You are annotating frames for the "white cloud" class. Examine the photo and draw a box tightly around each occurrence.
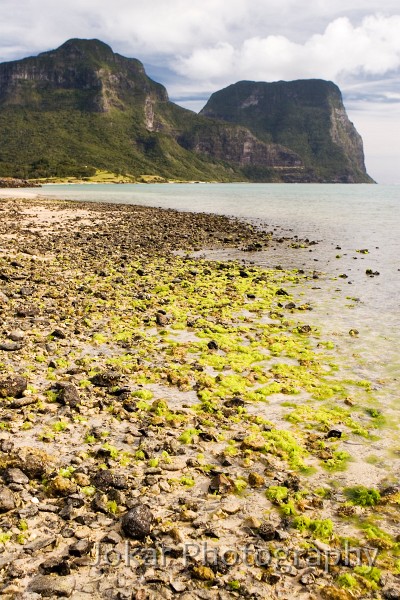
[174,15,400,86]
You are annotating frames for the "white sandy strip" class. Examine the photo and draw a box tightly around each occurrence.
[0,189,40,198]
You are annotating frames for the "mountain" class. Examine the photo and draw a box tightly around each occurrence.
[0,39,372,183]
[200,79,373,183]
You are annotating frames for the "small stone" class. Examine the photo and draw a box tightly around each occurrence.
[91,469,114,491]
[224,396,244,408]
[192,566,215,581]
[51,329,66,339]
[0,291,9,303]
[66,494,85,509]
[180,508,197,522]
[5,446,54,479]
[156,312,169,326]
[9,395,37,408]
[0,341,24,351]
[248,472,265,487]
[121,504,154,539]
[285,302,296,309]
[297,324,312,333]
[313,540,332,553]
[300,572,315,585]
[159,480,171,493]
[383,587,400,600]
[24,536,56,554]
[241,434,266,451]
[39,557,71,576]
[170,580,186,592]
[3,468,29,485]
[16,304,40,317]
[90,371,121,387]
[48,476,77,497]
[349,329,359,337]
[73,473,90,487]
[326,430,342,439]
[28,574,76,597]
[207,340,218,350]
[74,526,91,539]
[19,286,34,296]
[0,374,27,398]
[101,530,122,545]
[221,498,242,514]
[0,486,15,513]
[275,529,290,540]
[258,522,276,541]
[320,586,352,600]
[209,473,233,495]
[91,492,109,514]
[244,516,261,529]
[8,330,25,342]
[69,539,94,557]
[283,474,301,491]
[57,383,80,408]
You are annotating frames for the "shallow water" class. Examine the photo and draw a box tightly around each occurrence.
[35,183,399,431]
[36,183,399,306]
[36,183,399,323]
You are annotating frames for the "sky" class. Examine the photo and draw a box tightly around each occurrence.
[1,1,400,183]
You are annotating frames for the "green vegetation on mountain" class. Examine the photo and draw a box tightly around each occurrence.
[200,80,373,183]
[0,39,372,183]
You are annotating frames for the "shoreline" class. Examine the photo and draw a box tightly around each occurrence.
[0,196,398,599]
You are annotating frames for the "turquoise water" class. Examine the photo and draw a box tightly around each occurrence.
[37,182,399,311]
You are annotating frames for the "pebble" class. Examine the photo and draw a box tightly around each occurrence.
[48,476,77,497]
[192,565,215,581]
[57,383,80,408]
[28,574,76,597]
[0,374,27,398]
[4,467,29,485]
[0,341,24,351]
[383,588,400,600]
[248,472,265,487]
[0,486,15,513]
[208,473,233,494]
[258,522,276,541]
[120,504,154,539]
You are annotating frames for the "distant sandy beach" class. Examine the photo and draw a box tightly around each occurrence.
[0,188,41,199]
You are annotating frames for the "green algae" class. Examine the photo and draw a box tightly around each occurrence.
[286,404,371,437]
[7,240,393,590]
[292,516,334,540]
[263,430,308,470]
[345,486,381,506]
[266,485,289,503]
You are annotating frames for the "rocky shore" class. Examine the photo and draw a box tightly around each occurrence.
[0,196,398,600]
[0,178,41,189]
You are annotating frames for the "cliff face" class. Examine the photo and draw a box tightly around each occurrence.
[0,41,373,183]
[0,39,168,112]
[200,80,373,183]
[175,120,306,182]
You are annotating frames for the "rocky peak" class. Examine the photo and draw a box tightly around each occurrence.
[40,38,115,62]
[200,79,373,182]
[0,38,168,112]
